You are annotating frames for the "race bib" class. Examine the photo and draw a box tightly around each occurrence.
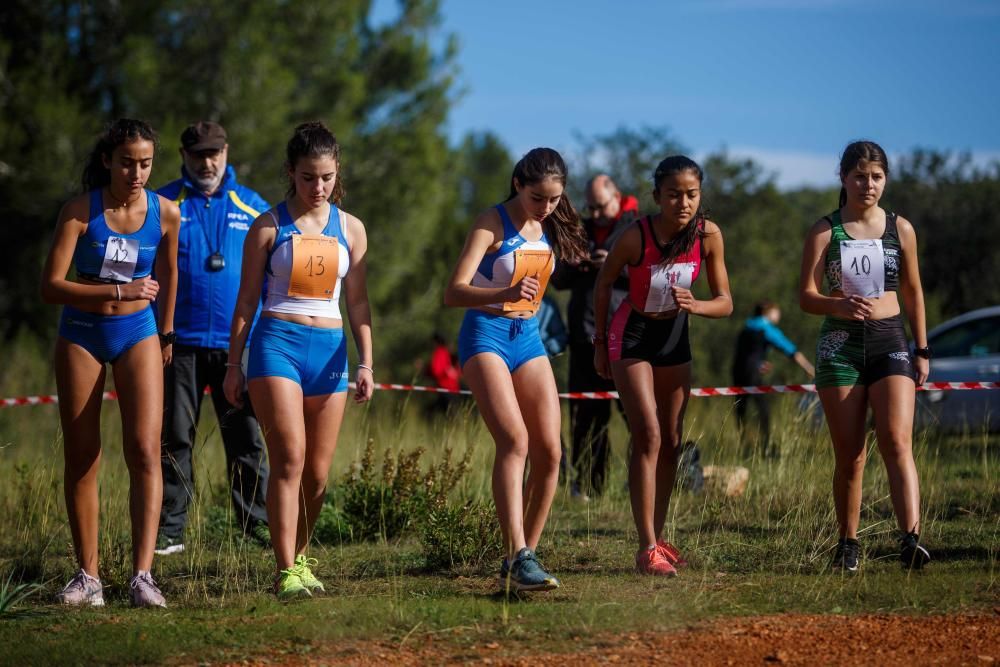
[840,240,885,298]
[503,249,553,312]
[644,261,696,312]
[99,236,139,283]
[288,234,339,299]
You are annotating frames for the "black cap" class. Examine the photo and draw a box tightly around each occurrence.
[181,121,227,152]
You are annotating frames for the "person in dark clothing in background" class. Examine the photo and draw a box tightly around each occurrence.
[552,174,638,500]
[732,300,815,455]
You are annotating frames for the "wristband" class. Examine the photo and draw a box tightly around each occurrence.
[357,363,374,374]
[591,334,607,345]
[225,362,242,368]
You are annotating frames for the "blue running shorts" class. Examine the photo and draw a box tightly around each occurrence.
[58,305,158,364]
[458,309,546,372]
[247,316,349,396]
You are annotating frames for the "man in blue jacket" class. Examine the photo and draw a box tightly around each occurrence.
[155,122,270,554]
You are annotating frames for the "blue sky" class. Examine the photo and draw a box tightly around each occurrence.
[376,0,1000,188]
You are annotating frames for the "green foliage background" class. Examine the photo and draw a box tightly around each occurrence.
[1,0,998,386]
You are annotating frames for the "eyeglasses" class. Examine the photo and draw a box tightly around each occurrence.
[587,199,613,213]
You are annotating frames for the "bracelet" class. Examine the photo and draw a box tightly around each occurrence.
[225,362,242,368]
[115,285,121,301]
[357,363,374,374]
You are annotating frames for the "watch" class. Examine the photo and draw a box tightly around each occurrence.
[591,334,607,345]
[913,346,932,360]
[159,331,177,345]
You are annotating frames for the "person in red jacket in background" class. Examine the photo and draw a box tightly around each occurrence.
[426,332,461,413]
[552,174,639,501]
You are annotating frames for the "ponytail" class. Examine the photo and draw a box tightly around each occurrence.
[505,147,587,263]
[81,119,158,192]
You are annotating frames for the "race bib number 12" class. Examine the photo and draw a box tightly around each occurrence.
[99,236,139,283]
[288,234,339,299]
[840,240,884,298]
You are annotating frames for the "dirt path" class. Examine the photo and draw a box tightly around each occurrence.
[242,612,1000,665]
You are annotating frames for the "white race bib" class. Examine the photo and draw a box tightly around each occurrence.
[840,239,885,298]
[644,261,695,312]
[99,236,139,283]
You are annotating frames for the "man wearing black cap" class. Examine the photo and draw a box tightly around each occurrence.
[155,121,271,554]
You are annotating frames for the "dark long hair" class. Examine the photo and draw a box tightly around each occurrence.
[651,155,707,265]
[285,121,345,205]
[504,147,587,262]
[838,140,890,207]
[81,119,158,192]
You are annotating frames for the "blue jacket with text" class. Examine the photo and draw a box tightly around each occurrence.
[157,166,269,349]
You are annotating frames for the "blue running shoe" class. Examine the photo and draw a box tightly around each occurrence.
[500,548,560,592]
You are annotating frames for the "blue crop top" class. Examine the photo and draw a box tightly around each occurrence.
[471,204,553,310]
[73,189,162,284]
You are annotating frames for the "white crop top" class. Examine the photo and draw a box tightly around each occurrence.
[263,202,351,319]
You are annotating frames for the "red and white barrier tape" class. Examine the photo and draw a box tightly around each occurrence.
[2,381,998,408]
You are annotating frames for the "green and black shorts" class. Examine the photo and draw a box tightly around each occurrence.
[814,315,915,388]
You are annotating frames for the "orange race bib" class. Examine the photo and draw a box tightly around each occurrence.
[288,234,339,299]
[503,249,553,313]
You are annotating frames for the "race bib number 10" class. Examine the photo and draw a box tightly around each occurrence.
[644,261,695,313]
[840,239,884,298]
[504,249,553,312]
[99,236,139,283]
[288,234,339,299]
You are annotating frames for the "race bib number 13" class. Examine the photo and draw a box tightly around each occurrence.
[840,239,884,298]
[288,234,339,299]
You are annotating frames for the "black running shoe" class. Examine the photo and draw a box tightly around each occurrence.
[900,532,930,570]
[832,537,860,572]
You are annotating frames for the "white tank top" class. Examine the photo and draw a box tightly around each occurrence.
[471,204,553,310]
[263,202,350,319]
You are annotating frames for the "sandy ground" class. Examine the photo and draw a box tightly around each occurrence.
[239,611,1000,666]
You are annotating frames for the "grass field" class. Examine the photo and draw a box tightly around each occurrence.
[0,342,997,664]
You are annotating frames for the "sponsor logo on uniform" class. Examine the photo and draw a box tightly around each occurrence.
[329,371,349,380]
[507,238,519,246]
[227,212,251,222]
[228,221,250,231]
[181,216,191,223]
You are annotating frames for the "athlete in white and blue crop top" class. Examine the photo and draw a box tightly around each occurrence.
[40,119,180,607]
[444,147,588,594]
[222,122,374,598]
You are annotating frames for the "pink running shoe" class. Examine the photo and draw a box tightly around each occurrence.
[656,539,688,568]
[635,546,677,577]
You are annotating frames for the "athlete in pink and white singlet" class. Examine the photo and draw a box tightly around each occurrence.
[593,156,732,578]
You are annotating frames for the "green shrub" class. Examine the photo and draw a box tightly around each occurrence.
[329,439,474,543]
[420,500,500,571]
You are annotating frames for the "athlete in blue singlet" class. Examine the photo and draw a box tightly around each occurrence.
[223,122,374,600]
[40,119,180,608]
[445,148,588,593]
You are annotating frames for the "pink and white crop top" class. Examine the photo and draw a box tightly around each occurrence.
[471,203,554,311]
[627,216,703,314]
[263,202,350,319]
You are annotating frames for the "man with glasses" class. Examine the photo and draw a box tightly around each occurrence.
[154,122,271,554]
[553,174,639,500]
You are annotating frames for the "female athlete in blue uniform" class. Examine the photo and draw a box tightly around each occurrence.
[445,148,587,592]
[40,118,180,607]
[224,122,374,599]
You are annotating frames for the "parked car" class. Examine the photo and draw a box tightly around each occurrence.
[916,306,1000,433]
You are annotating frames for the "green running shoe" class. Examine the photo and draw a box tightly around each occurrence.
[292,554,325,593]
[274,568,311,601]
